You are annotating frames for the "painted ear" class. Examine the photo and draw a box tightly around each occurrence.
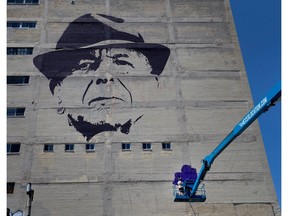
[53,85,63,105]
[53,85,66,115]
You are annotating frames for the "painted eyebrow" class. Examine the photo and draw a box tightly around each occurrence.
[106,53,134,68]
[107,53,129,58]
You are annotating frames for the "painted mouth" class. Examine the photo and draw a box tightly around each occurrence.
[88,96,125,106]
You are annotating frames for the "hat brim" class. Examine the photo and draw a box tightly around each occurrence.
[33,43,170,79]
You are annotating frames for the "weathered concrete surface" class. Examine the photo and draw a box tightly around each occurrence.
[7,0,280,215]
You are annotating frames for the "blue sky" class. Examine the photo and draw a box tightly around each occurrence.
[230,0,281,206]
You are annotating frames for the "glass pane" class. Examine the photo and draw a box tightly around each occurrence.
[65,144,74,151]
[7,108,16,116]
[7,144,11,153]
[7,182,15,194]
[86,144,94,150]
[21,22,36,28]
[7,76,30,84]
[11,22,20,28]
[44,144,53,152]
[122,143,130,150]
[7,48,16,55]
[11,144,20,152]
[16,108,25,116]
[26,48,33,54]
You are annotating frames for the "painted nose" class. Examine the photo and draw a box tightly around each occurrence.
[96,78,114,85]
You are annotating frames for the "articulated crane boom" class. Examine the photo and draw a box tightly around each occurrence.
[174,81,281,202]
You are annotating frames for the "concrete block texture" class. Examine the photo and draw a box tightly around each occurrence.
[7,0,280,215]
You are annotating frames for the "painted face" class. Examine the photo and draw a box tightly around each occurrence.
[56,48,153,141]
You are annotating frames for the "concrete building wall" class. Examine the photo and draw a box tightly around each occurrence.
[7,0,280,215]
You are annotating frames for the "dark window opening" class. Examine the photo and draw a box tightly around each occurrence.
[7,76,30,84]
[7,108,25,117]
[86,144,95,151]
[44,144,53,152]
[7,143,21,154]
[7,21,36,28]
[7,0,39,4]
[7,182,15,194]
[122,143,131,151]
[7,47,33,55]
[142,143,152,151]
[65,144,74,152]
[162,142,171,150]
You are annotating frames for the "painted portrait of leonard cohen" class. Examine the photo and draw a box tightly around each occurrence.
[33,14,170,141]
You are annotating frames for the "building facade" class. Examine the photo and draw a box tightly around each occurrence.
[7,0,280,215]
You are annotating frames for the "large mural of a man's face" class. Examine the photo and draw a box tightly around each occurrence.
[33,14,170,141]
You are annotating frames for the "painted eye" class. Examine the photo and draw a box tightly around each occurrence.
[78,63,90,70]
[113,59,134,68]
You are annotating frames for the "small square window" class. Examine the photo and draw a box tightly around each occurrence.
[65,144,74,152]
[142,143,152,151]
[7,143,21,154]
[86,144,95,152]
[122,143,131,151]
[7,182,15,194]
[44,144,53,152]
[162,142,171,151]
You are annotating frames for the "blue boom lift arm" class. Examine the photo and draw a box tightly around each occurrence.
[174,81,281,202]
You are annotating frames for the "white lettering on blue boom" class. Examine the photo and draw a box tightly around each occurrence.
[239,97,268,127]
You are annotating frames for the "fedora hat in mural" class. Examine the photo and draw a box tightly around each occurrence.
[33,13,170,93]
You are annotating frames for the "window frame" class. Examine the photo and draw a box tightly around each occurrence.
[86,144,95,152]
[43,144,54,152]
[7,21,36,29]
[122,143,131,151]
[7,107,25,118]
[7,76,30,85]
[7,47,33,55]
[7,0,39,4]
[7,143,21,155]
[7,182,15,194]
[65,144,74,152]
[162,142,172,151]
[142,143,152,151]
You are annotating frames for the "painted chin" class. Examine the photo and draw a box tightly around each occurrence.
[67,112,106,125]
[67,113,133,141]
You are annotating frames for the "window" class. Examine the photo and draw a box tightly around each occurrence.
[7,0,39,4]
[7,143,21,154]
[162,142,171,151]
[43,144,53,152]
[86,144,95,152]
[122,143,131,151]
[65,144,74,152]
[7,47,33,55]
[7,182,15,194]
[142,143,152,151]
[7,21,36,28]
[7,107,25,117]
[7,76,30,84]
